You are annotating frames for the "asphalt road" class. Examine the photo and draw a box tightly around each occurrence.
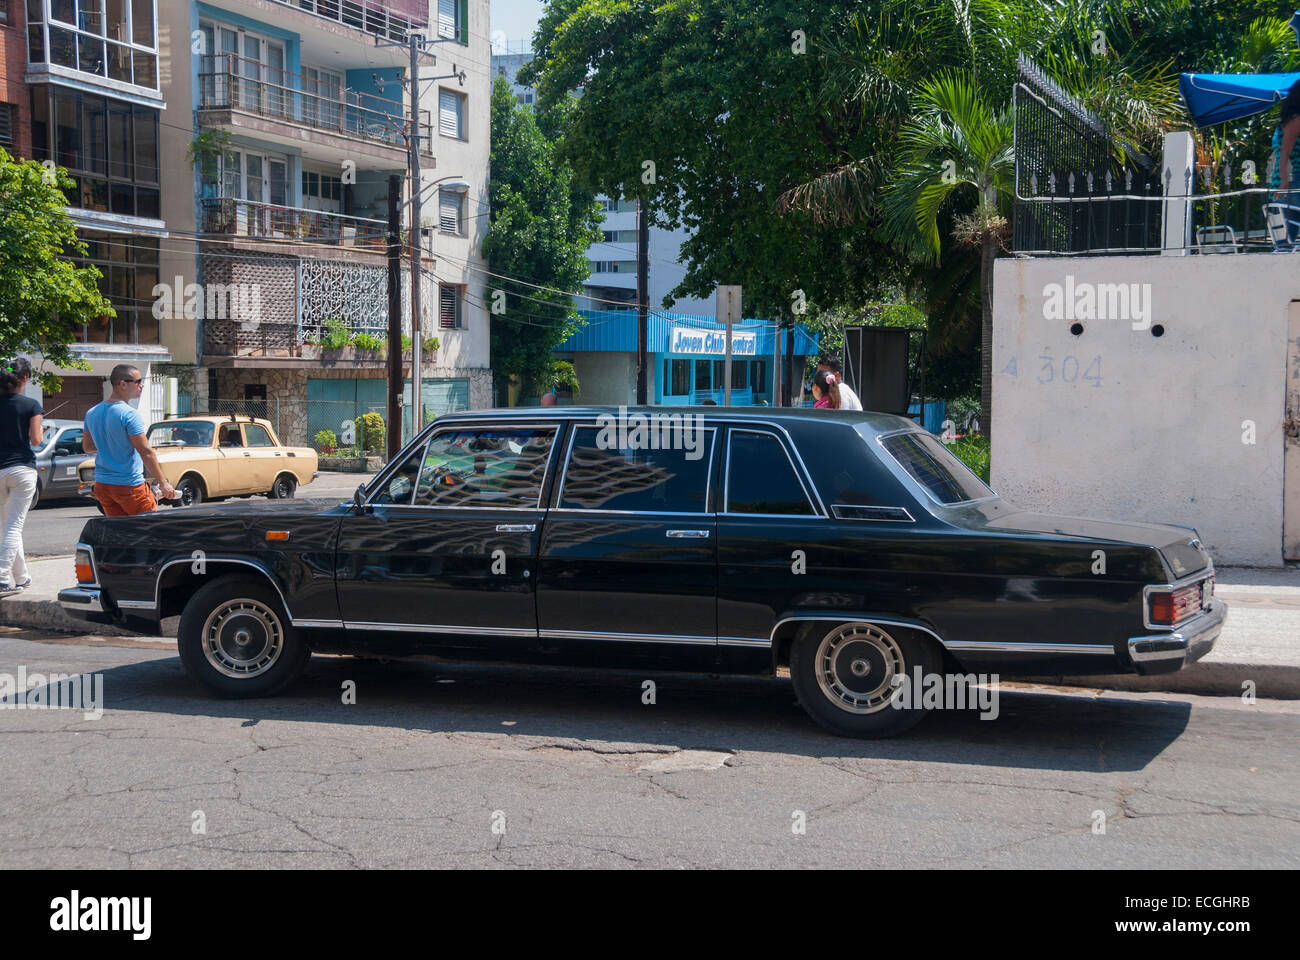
[24,472,375,557]
[1,628,1295,869]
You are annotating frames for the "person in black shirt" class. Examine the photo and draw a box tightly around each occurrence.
[0,358,44,596]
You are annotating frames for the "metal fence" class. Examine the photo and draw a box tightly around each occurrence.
[1013,54,1163,255]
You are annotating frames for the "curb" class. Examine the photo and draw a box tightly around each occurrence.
[2,597,1295,699]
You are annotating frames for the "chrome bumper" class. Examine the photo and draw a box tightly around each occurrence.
[58,586,105,616]
[1127,598,1227,674]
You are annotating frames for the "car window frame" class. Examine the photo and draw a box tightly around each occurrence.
[241,423,276,448]
[720,426,820,519]
[552,420,718,516]
[366,422,561,512]
[147,420,216,448]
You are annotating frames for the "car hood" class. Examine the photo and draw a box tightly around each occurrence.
[978,508,1210,579]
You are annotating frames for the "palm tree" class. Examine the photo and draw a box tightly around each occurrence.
[880,73,1014,441]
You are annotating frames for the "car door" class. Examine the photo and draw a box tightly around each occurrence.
[535,419,719,666]
[715,425,826,663]
[215,422,254,494]
[47,428,87,499]
[334,422,560,652]
[240,422,282,492]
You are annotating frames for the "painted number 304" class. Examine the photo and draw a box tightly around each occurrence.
[1002,354,1102,387]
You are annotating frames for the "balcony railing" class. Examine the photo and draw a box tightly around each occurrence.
[199,53,428,149]
[201,197,387,248]
[270,0,428,39]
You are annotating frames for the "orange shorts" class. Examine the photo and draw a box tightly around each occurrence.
[94,482,158,516]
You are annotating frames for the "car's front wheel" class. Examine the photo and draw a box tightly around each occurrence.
[268,473,297,499]
[177,575,309,698]
[789,621,942,738]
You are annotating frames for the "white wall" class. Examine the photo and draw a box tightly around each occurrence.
[992,254,1298,567]
[572,352,639,405]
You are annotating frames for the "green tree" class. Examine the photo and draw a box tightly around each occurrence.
[483,76,602,401]
[0,149,113,391]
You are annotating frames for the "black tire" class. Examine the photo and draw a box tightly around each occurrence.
[175,475,204,507]
[789,621,943,738]
[29,484,40,510]
[93,498,105,515]
[269,474,298,499]
[176,575,309,698]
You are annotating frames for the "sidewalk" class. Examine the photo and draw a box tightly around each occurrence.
[3,558,1297,697]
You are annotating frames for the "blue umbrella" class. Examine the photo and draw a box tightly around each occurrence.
[1179,71,1300,127]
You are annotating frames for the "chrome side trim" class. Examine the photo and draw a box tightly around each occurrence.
[769,615,946,648]
[718,637,771,648]
[666,529,710,539]
[343,622,535,637]
[830,504,915,523]
[943,641,1115,655]
[115,600,156,610]
[294,618,347,629]
[539,629,715,646]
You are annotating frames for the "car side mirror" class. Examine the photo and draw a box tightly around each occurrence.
[352,483,372,514]
[55,448,70,456]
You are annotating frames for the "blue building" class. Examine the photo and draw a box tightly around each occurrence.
[554,311,820,405]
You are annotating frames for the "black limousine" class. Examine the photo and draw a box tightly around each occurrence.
[60,407,1225,737]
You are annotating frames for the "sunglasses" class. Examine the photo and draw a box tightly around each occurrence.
[121,378,146,384]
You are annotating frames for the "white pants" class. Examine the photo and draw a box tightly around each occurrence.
[0,465,37,586]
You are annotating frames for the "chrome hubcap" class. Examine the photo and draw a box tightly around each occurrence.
[202,598,283,679]
[815,623,905,715]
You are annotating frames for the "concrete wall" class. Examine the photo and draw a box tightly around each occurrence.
[571,352,639,405]
[992,254,1298,567]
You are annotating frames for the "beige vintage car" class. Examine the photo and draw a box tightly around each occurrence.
[79,415,319,507]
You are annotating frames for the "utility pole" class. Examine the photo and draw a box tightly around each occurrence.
[783,320,794,406]
[773,313,783,406]
[636,195,648,405]
[408,32,425,438]
[386,174,404,459]
[716,285,741,406]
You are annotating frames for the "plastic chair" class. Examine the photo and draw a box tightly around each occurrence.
[1263,203,1300,251]
[1195,224,1238,254]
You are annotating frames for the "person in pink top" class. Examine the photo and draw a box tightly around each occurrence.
[812,369,841,409]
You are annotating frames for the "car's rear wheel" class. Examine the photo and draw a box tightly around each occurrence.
[177,575,309,698]
[175,475,204,507]
[268,474,297,499]
[789,620,942,738]
[29,484,40,510]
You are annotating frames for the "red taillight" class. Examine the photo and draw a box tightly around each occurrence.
[1148,583,1202,626]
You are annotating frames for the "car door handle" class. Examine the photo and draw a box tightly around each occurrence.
[242,452,251,457]
[666,529,710,539]
[495,523,536,532]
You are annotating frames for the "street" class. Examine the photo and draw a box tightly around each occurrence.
[1,627,1295,869]
[25,473,375,558]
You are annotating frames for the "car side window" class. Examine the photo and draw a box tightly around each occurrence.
[725,430,814,515]
[243,424,275,447]
[559,426,713,513]
[372,442,427,506]
[219,425,243,447]
[413,427,555,508]
[57,430,85,456]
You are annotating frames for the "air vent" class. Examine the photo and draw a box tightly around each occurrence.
[831,504,914,522]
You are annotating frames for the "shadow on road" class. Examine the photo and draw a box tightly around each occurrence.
[9,636,1198,773]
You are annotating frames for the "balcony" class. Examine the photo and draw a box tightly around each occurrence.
[201,197,388,250]
[269,0,429,39]
[198,53,430,157]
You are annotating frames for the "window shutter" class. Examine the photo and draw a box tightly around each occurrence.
[439,191,460,233]
[438,89,461,138]
[0,104,13,149]
[437,0,456,40]
[439,285,459,329]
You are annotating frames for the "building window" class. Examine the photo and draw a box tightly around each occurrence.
[436,0,460,42]
[73,232,160,344]
[30,86,160,219]
[0,104,14,150]
[667,359,690,396]
[590,260,635,273]
[750,359,767,393]
[28,0,159,90]
[439,188,465,235]
[601,229,636,243]
[439,284,463,329]
[0,1,9,25]
[438,88,465,139]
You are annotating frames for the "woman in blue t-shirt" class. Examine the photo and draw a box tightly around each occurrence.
[0,359,45,596]
[1272,79,1300,207]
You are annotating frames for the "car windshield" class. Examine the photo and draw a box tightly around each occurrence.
[879,431,995,505]
[33,425,59,449]
[147,421,214,448]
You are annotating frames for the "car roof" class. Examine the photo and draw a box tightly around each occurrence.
[435,406,920,440]
[151,416,273,428]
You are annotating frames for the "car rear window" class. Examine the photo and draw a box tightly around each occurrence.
[879,432,994,505]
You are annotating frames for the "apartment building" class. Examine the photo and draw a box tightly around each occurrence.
[171,0,493,445]
[12,0,176,420]
[5,1,491,445]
